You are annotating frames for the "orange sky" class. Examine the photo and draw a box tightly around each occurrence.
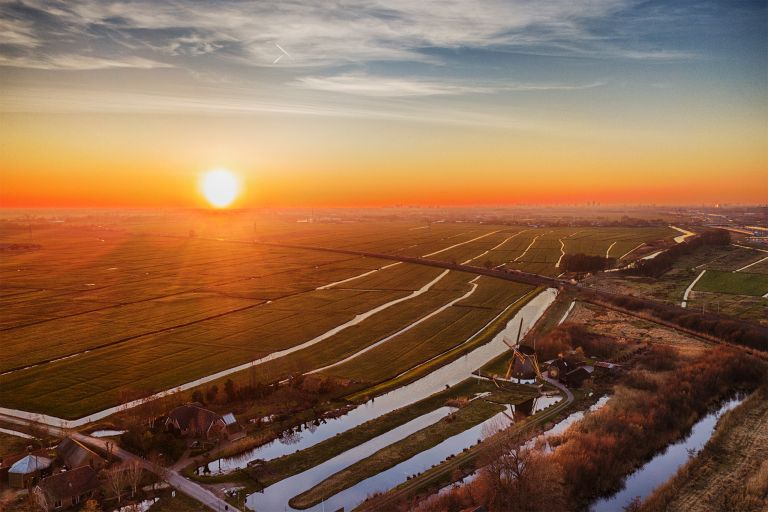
[2,106,765,208]
[1,1,766,208]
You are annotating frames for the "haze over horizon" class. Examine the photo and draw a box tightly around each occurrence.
[1,0,766,208]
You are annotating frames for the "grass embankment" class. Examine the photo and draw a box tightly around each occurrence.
[257,379,534,488]
[0,432,32,458]
[640,384,768,512]
[290,397,506,509]
[345,287,543,402]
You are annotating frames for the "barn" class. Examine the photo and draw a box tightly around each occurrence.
[56,437,107,471]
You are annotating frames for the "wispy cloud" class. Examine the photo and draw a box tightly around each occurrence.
[0,0,745,124]
[0,54,170,70]
[294,73,605,97]
[0,0,699,71]
[293,74,493,97]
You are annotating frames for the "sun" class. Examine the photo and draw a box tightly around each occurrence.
[200,169,240,208]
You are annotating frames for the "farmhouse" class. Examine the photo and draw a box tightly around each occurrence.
[166,403,238,440]
[56,437,106,471]
[32,466,100,511]
[8,454,53,488]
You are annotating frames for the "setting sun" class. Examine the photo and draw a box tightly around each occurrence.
[200,169,240,208]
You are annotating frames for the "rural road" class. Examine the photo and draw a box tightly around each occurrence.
[74,434,234,512]
[0,413,232,512]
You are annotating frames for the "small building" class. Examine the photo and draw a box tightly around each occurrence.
[32,466,100,511]
[166,404,228,441]
[8,454,53,488]
[594,361,622,374]
[56,437,107,471]
[564,366,594,388]
[547,358,571,380]
[222,413,245,440]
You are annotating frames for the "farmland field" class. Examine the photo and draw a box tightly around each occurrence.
[0,214,678,419]
[585,243,768,324]
[693,270,768,297]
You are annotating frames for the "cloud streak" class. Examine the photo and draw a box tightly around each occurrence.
[0,0,700,71]
[294,73,605,97]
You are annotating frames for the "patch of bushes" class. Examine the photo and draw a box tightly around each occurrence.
[627,229,730,278]
[562,253,615,273]
[606,294,768,351]
[536,323,618,361]
[550,345,766,507]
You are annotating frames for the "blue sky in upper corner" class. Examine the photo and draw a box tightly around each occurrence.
[0,0,765,117]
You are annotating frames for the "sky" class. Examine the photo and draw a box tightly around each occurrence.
[1,0,766,208]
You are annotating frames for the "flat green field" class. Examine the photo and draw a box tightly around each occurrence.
[423,226,675,276]
[0,215,676,419]
[694,270,768,297]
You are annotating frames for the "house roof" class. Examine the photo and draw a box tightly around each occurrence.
[36,466,99,501]
[167,404,224,435]
[566,366,594,377]
[57,437,105,469]
[222,413,237,426]
[9,455,52,474]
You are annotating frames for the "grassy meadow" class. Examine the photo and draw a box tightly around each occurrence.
[0,213,676,418]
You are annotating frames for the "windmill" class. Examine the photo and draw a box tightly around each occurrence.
[504,317,542,382]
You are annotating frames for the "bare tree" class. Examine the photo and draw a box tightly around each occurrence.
[148,452,170,490]
[102,465,128,505]
[125,461,143,498]
[478,421,566,512]
[30,487,49,512]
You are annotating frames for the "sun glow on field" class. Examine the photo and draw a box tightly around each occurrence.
[200,169,240,208]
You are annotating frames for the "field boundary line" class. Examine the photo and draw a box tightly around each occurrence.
[461,230,528,265]
[735,255,768,272]
[309,277,481,375]
[0,270,453,428]
[421,230,500,258]
[682,269,707,307]
[670,225,696,243]
[619,242,644,259]
[512,233,543,262]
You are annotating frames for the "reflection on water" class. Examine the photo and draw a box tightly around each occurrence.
[246,387,566,511]
[439,395,609,496]
[246,406,455,511]
[591,395,745,512]
[89,430,126,438]
[209,289,558,474]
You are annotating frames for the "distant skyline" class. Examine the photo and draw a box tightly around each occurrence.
[1,0,766,207]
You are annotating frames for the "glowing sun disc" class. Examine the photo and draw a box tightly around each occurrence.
[201,169,239,208]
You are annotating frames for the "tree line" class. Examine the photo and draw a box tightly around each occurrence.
[626,229,730,278]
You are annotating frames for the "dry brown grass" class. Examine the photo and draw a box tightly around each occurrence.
[640,385,768,512]
[567,302,711,357]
